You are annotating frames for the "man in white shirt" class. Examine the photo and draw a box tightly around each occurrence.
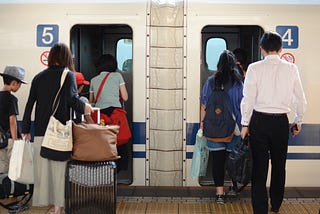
[240,32,307,214]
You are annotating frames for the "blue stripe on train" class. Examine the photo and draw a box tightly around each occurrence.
[186,152,320,160]
[133,151,146,158]
[186,123,320,160]
[19,121,319,160]
[186,123,320,146]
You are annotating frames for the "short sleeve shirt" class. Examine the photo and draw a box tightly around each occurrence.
[90,71,125,109]
[0,91,19,131]
[200,75,214,106]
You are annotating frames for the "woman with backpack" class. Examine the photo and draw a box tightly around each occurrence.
[200,50,243,204]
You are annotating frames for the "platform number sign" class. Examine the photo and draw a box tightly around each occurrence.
[37,24,59,47]
[276,26,298,49]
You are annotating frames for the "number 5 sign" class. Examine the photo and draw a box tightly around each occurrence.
[276,26,298,49]
[37,24,59,47]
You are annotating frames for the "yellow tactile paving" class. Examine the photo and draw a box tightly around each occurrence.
[302,203,320,214]
[146,202,179,214]
[278,203,309,214]
[241,203,253,213]
[212,203,245,214]
[116,202,147,214]
[178,203,212,213]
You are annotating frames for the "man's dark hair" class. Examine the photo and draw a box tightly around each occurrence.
[233,48,249,71]
[260,32,282,52]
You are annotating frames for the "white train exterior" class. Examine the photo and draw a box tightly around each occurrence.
[0,0,319,187]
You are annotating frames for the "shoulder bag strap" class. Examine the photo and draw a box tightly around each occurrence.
[51,68,69,116]
[95,72,111,103]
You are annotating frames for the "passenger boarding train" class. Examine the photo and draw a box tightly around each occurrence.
[1,0,320,187]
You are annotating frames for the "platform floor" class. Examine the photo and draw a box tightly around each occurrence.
[0,186,319,214]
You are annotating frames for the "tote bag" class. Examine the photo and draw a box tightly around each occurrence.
[40,116,73,161]
[190,129,209,180]
[8,139,34,184]
[40,69,73,161]
[72,122,120,161]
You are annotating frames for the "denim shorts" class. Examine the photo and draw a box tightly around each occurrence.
[206,135,241,152]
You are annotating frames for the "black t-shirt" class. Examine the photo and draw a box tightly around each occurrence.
[0,91,19,132]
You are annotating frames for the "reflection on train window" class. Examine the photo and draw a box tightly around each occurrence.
[117,39,132,72]
[205,38,226,71]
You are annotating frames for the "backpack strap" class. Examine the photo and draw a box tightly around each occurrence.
[95,72,111,103]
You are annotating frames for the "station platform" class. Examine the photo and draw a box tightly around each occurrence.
[0,186,319,213]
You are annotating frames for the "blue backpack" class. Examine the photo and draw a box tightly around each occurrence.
[203,78,235,142]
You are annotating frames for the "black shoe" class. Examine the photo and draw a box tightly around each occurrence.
[271,207,279,213]
[215,194,225,204]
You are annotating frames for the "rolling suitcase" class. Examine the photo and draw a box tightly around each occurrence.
[65,160,117,214]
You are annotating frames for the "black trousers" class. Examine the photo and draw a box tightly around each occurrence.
[249,111,289,214]
[212,150,226,187]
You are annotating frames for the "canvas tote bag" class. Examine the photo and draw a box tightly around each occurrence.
[8,139,34,184]
[40,69,73,161]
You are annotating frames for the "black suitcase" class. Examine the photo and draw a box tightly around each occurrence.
[65,160,117,214]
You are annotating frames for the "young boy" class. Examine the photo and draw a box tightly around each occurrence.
[0,65,27,174]
[75,71,94,123]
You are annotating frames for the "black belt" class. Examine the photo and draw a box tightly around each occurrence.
[253,110,286,117]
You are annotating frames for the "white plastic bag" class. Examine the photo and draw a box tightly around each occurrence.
[190,129,209,180]
[8,139,34,184]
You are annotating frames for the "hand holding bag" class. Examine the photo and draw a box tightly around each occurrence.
[190,129,209,180]
[8,139,34,184]
[72,122,120,161]
[226,135,252,192]
[40,69,73,161]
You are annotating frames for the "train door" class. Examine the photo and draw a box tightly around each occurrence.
[199,25,263,186]
[70,24,133,184]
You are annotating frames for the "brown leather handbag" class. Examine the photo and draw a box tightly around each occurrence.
[72,122,120,161]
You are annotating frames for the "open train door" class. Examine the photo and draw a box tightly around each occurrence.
[70,25,133,184]
[199,25,263,186]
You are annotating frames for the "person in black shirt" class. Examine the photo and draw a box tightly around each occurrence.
[0,65,27,174]
[22,43,93,214]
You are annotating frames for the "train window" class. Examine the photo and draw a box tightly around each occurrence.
[117,39,132,72]
[205,38,226,71]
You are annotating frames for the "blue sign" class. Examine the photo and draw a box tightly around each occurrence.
[276,26,298,49]
[37,25,59,47]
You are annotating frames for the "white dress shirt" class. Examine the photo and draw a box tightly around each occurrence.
[240,54,307,126]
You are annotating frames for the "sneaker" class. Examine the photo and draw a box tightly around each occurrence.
[215,194,225,204]
[226,185,239,197]
[8,203,29,213]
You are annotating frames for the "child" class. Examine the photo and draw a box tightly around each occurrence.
[75,71,94,124]
[0,65,27,174]
[75,71,90,95]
